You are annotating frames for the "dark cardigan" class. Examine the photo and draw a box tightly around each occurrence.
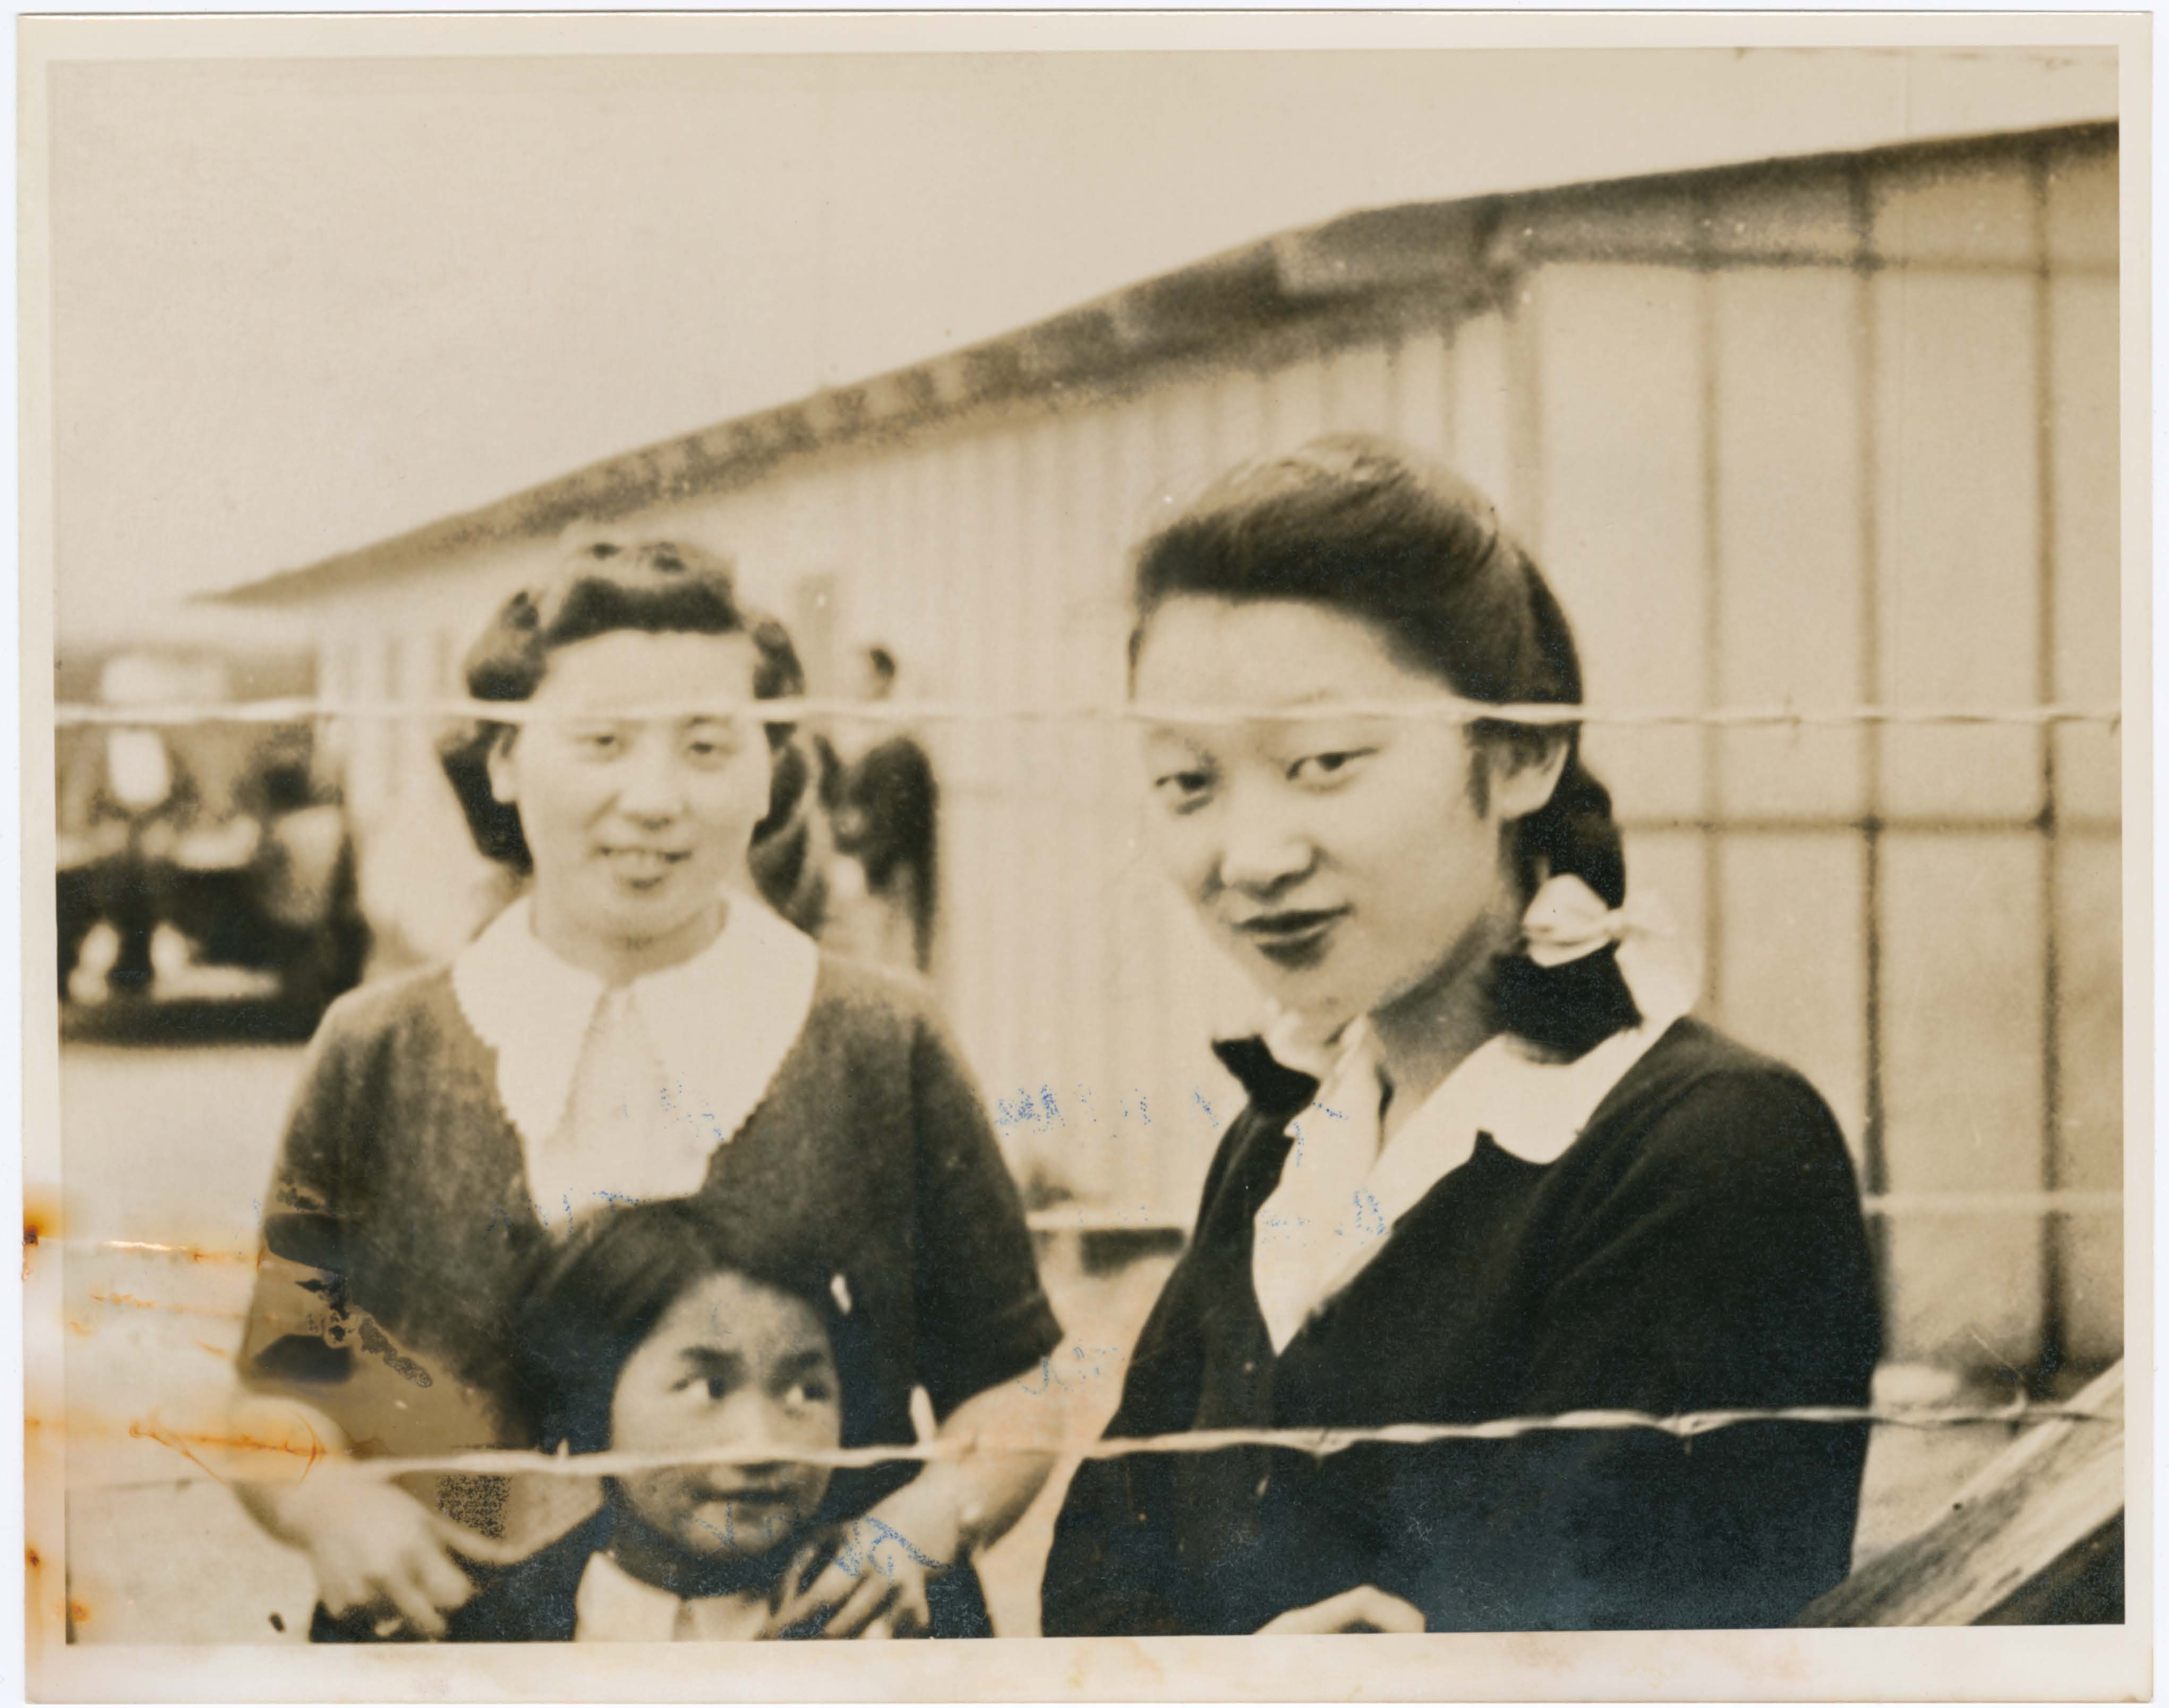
[240,953,1063,1544]
[1042,1018,1882,1636]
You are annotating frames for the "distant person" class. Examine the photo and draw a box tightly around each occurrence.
[84,726,200,994]
[828,647,939,974]
[230,537,1062,1643]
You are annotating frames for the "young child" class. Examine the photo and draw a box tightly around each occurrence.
[407,1198,995,1642]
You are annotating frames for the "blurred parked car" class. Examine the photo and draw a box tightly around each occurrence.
[56,652,370,1022]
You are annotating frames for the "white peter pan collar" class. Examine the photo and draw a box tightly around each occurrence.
[1256,990,1684,1183]
[1247,950,1696,1334]
[451,890,820,1154]
[1359,996,1690,1231]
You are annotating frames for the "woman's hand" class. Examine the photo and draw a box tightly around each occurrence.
[765,1482,963,1639]
[1257,1585,1427,1635]
[764,1377,1063,1639]
[253,1477,516,1639]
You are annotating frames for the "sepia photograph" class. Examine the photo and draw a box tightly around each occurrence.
[18,14,2150,1701]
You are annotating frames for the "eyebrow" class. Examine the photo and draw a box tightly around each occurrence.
[677,1346,748,1378]
[773,1348,835,1380]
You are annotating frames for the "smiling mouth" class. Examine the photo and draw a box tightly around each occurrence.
[600,847,690,883]
[1232,908,1349,969]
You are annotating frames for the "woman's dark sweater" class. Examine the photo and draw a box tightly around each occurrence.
[1042,1018,1881,1636]
[239,953,1062,1534]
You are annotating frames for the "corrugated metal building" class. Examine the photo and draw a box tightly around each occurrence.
[223,120,2122,1375]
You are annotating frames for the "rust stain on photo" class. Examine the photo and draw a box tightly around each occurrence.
[90,1289,245,1321]
[22,1199,56,1279]
[129,1417,329,1466]
[103,1239,253,1266]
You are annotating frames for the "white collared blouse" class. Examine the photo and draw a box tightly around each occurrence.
[1249,983,1694,1353]
[448,890,819,1222]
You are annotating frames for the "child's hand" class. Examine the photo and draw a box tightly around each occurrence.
[764,1487,962,1639]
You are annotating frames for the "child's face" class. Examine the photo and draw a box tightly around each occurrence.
[609,1271,841,1561]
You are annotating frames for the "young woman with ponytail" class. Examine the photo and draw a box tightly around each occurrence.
[1042,436,1880,1636]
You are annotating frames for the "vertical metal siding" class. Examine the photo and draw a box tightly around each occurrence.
[336,132,2119,1374]
[1450,313,1516,527]
[1391,328,1453,460]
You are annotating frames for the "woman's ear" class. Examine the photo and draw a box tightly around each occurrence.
[484,727,520,807]
[1491,735,1572,823]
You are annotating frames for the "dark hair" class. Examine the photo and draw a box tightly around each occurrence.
[437,536,816,910]
[510,1198,872,1458]
[1130,433,1638,1056]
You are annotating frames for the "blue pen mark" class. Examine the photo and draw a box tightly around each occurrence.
[993,1084,1071,1132]
[838,1515,944,1578]
[1018,1340,1130,1393]
[1192,1088,1219,1128]
[1014,1355,1065,1396]
[1351,1189,1387,1238]
[660,1075,723,1142]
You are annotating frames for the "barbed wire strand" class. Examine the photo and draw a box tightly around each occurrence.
[52,697,2125,731]
[75,1191,2123,1271]
[134,1397,2116,1485]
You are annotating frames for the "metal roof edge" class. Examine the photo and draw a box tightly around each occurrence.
[215,117,2116,609]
